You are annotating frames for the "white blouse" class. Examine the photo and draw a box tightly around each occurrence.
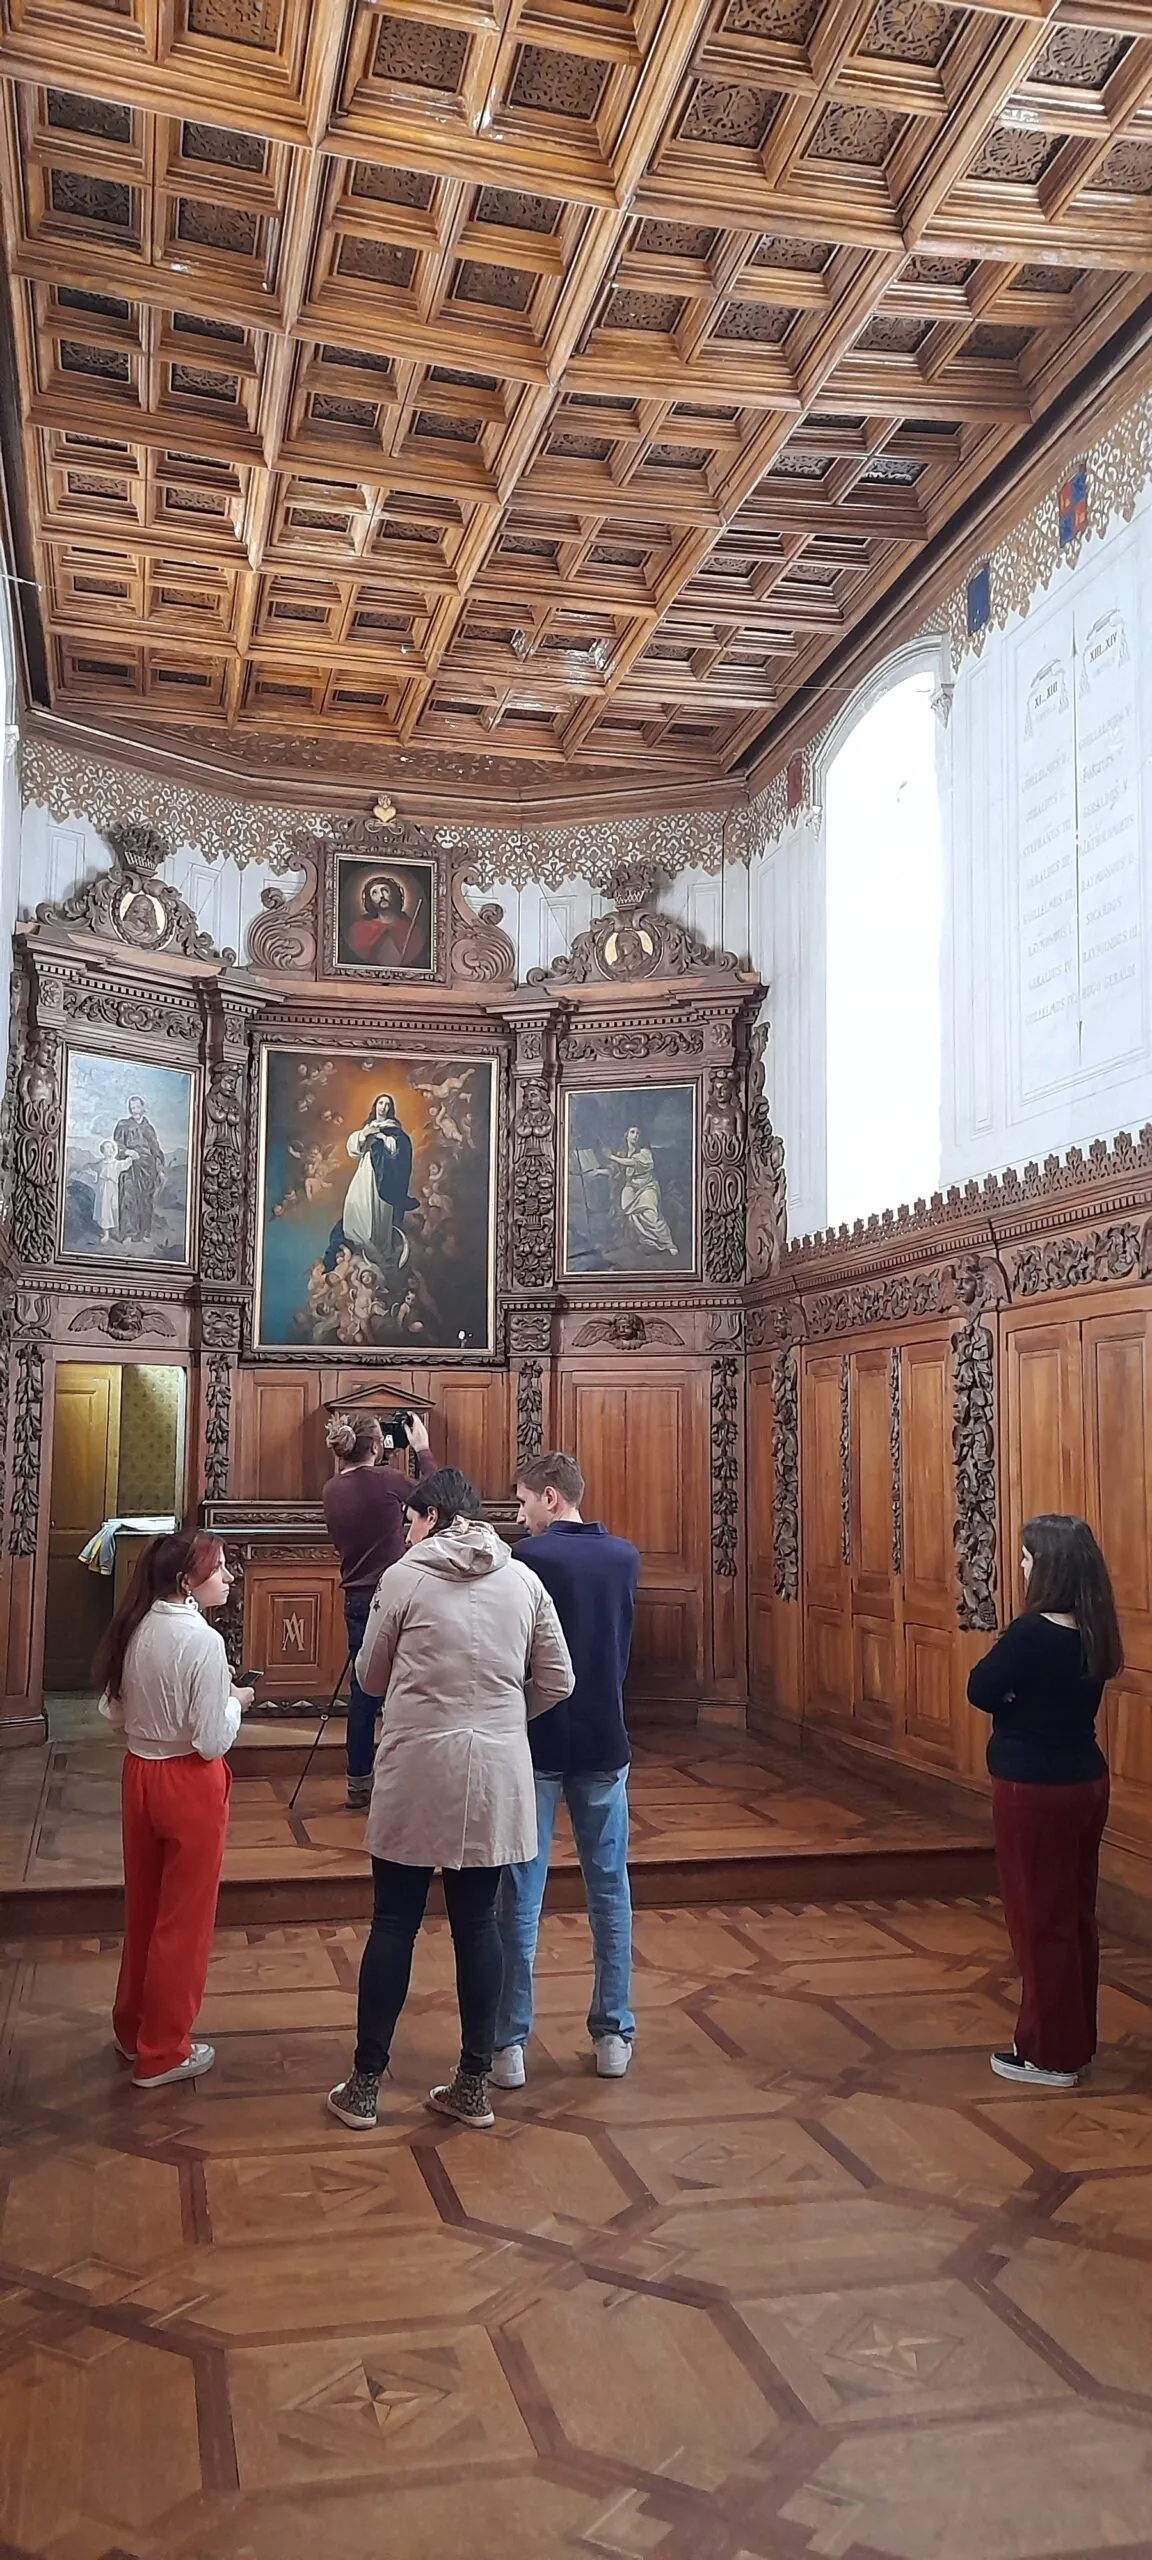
[99,1598,242,1762]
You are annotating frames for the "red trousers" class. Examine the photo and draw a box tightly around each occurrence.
[113,1753,231,2079]
[992,1774,1109,2073]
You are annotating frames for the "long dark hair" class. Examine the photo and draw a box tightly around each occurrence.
[93,1529,225,1700]
[407,1467,483,1534]
[1022,1513,1123,1684]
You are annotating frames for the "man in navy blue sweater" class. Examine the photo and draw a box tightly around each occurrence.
[493,1449,640,2083]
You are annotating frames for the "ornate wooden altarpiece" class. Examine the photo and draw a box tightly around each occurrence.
[0,823,770,1727]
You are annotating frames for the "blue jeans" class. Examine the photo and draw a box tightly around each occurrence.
[343,1589,379,1780]
[495,1768,634,2048]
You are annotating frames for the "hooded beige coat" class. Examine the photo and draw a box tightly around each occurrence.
[356,1517,574,1868]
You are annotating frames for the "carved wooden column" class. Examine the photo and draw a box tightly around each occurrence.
[504,999,562,1460]
[197,985,264,1504]
[2,1286,53,1734]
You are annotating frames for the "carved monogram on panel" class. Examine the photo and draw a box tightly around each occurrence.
[953,1318,997,1631]
[746,1023,787,1280]
[772,1345,799,1601]
[710,1356,739,1578]
[36,823,234,964]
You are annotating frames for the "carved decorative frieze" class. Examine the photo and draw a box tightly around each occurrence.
[711,1356,739,1579]
[506,1305,553,1355]
[204,1354,232,1501]
[248,856,318,975]
[746,1022,787,1279]
[771,1344,799,1600]
[50,982,202,1043]
[11,1032,61,1265]
[516,1360,543,1469]
[200,1062,246,1284]
[561,1024,705,1062]
[808,1267,953,1336]
[840,1354,851,1565]
[8,1342,44,1556]
[0,1295,10,1527]
[787,1124,1152,1261]
[953,1318,997,1631]
[68,1299,177,1340]
[572,1312,685,1349]
[890,1344,903,1575]
[947,385,1152,668]
[1012,1221,1152,1297]
[702,1066,746,1286]
[36,823,235,964]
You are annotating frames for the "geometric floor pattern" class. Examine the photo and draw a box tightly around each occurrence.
[3,1896,1152,2558]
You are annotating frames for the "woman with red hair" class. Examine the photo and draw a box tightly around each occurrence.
[94,1530,253,2088]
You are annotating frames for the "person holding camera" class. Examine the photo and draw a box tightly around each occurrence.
[323,1409,433,1809]
[326,1466,574,2131]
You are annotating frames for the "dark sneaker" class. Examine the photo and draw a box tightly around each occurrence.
[990,2046,1078,2089]
[345,1777,372,1812]
[426,2070,494,2129]
[327,2068,382,2128]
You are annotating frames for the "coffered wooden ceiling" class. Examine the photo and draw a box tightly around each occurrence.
[1,0,1151,806]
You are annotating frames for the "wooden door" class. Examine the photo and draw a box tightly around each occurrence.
[45,1364,122,1690]
[560,1366,707,1700]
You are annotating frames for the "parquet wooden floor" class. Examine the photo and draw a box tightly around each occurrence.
[2,1896,1152,2560]
[0,1717,994,1932]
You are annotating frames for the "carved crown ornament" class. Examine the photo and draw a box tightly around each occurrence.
[527,865,752,993]
[33,823,235,966]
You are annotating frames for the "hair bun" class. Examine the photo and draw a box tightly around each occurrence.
[326,1418,356,1455]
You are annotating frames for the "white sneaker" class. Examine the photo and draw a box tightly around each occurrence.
[133,2041,215,2090]
[594,2035,632,2078]
[490,2044,526,2090]
[990,2046,1078,2090]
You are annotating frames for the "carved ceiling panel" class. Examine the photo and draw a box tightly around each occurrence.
[0,0,1150,806]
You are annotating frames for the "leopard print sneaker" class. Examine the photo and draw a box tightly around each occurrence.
[327,2068,382,2128]
[426,2069,494,2129]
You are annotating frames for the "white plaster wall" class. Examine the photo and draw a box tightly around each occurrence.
[746,816,827,1243]
[943,478,1152,1183]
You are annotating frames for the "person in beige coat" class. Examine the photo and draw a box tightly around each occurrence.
[327,1466,574,2132]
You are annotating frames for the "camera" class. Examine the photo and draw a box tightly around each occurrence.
[381,1409,414,1452]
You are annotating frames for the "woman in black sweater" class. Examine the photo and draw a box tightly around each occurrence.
[967,1513,1122,2089]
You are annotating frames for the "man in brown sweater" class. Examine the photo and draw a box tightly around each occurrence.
[322,1412,433,1807]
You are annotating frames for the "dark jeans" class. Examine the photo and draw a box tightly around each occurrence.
[343,1588,379,1780]
[355,1858,503,2079]
[993,1774,1110,2072]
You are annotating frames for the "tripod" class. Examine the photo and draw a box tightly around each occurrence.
[289,1648,353,1812]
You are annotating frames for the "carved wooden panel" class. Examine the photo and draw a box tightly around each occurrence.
[854,1617,898,1745]
[851,1348,894,1599]
[233,1370,325,1502]
[561,1365,706,1698]
[901,1338,954,1624]
[903,1621,956,1766]
[434,1369,514,1503]
[245,1558,342,1696]
[801,1355,844,1597]
[1003,1319,1085,1572]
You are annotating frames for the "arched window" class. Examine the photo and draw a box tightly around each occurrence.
[824,666,944,1230]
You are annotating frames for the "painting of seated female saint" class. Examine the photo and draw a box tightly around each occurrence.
[256,1048,497,1353]
[61,1050,195,1264]
[333,856,434,976]
[563,1084,697,1278]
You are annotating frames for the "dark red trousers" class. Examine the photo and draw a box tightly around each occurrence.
[992,1774,1109,2073]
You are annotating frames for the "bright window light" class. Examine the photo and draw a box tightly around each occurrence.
[825,668,943,1229]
